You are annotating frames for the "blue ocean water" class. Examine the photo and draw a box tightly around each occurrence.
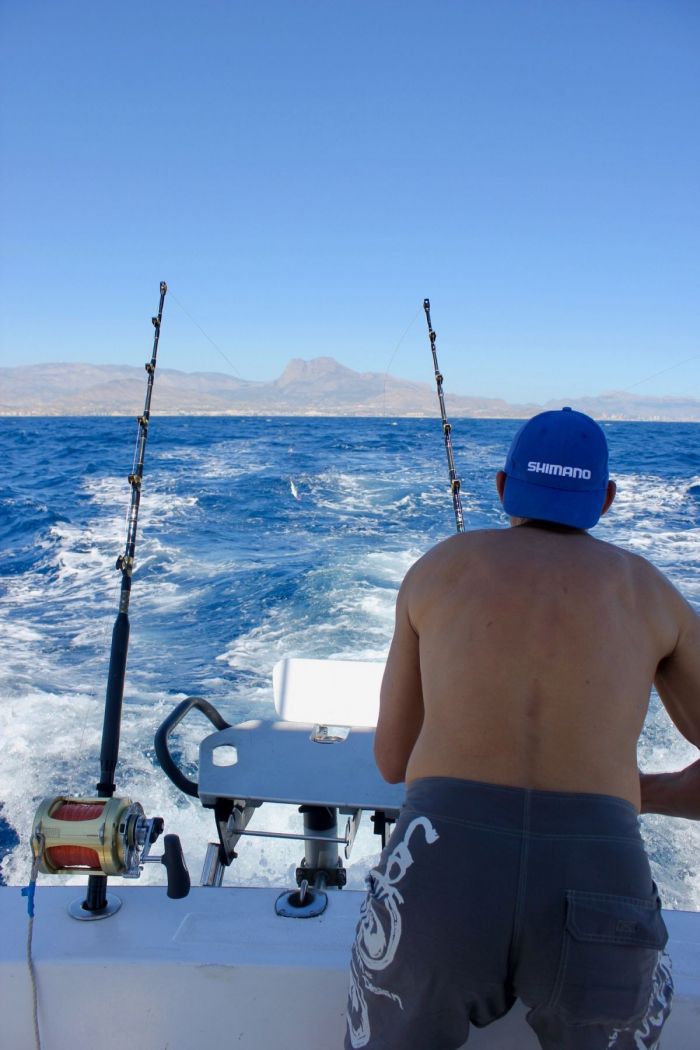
[1,416,699,907]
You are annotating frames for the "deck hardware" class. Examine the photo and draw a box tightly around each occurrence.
[344,809,362,859]
[371,810,396,850]
[311,724,350,743]
[201,843,226,887]
[274,887,328,918]
[275,868,330,918]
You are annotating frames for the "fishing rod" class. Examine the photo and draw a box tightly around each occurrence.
[97,281,167,800]
[30,282,190,921]
[423,298,465,533]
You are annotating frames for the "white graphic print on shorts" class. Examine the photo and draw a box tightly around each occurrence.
[347,816,439,1048]
[606,952,674,1050]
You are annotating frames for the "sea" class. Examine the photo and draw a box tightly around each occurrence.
[1,415,699,909]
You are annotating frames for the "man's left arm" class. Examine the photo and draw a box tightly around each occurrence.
[640,757,700,819]
[644,587,700,818]
[374,574,424,784]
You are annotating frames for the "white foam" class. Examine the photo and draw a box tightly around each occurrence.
[216,569,397,678]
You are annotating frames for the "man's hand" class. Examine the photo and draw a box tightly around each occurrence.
[640,757,700,819]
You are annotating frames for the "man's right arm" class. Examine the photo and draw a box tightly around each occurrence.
[643,581,700,818]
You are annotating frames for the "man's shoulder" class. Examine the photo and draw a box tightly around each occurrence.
[591,534,669,579]
[408,528,504,575]
[590,537,693,620]
[421,527,502,556]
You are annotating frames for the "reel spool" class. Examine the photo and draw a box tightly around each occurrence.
[32,796,157,878]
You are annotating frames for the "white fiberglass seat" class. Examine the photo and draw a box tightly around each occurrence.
[272,657,384,728]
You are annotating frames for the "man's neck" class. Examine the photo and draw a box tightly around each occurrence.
[513,518,587,535]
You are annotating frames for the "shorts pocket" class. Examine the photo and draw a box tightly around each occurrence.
[550,884,668,1027]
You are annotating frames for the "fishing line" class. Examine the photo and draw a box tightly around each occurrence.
[623,351,700,393]
[22,839,43,1050]
[169,290,245,379]
[381,305,422,416]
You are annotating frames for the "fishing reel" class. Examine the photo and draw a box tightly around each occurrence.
[31,796,190,911]
[25,284,182,922]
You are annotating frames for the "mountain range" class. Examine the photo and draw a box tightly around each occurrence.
[1,358,699,421]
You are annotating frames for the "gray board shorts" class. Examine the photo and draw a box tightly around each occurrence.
[345,777,672,1050]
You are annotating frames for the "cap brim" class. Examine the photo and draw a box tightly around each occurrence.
[503,474,607,530]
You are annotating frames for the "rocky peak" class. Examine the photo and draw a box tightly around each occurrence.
[275,357,356,388]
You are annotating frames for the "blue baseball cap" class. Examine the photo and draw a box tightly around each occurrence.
[502,407,609,529]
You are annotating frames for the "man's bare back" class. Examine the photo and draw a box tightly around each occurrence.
[375,507,700,814]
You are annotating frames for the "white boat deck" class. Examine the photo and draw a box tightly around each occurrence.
[2,886,699,1049]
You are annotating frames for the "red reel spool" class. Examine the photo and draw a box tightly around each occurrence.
[44,801,106,870]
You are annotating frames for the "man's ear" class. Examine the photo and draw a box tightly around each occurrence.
[601,479,617,517]
[496,471,506,504]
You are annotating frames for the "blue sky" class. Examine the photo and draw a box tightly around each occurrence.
[1,1,698,404]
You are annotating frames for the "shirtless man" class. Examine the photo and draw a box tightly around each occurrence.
[345,407,700,1050]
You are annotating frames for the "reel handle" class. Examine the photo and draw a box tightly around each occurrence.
[161,834,191,899]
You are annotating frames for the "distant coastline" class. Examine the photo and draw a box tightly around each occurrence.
[2,359,699,422]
